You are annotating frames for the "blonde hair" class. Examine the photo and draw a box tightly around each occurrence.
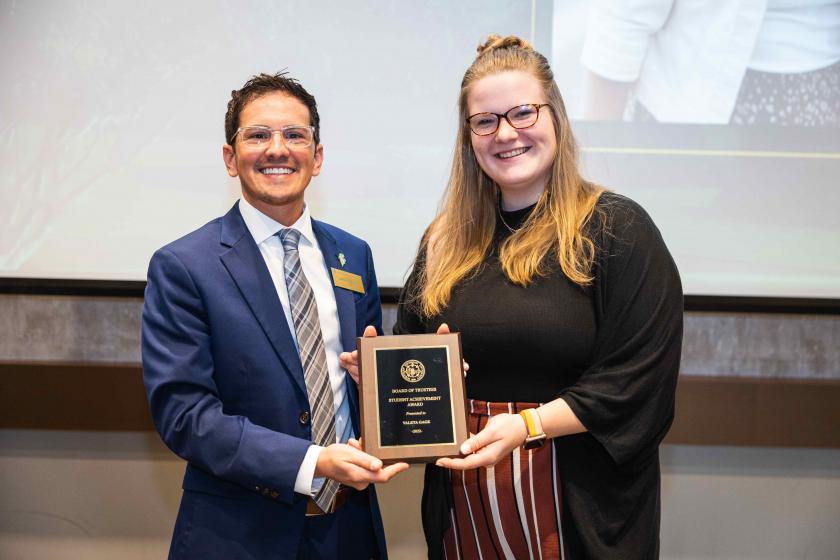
[416,35,604,317]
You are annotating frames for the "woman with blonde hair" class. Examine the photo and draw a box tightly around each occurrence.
[395,35,683,558]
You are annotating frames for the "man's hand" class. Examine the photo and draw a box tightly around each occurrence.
[435,413,527,470]
[315,442,409,490]
[339,325,377,384]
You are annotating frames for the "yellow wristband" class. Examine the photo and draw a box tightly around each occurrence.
[519,409,538,437]
[519,408,547,449]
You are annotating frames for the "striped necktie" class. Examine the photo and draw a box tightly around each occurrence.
[278,228,339,513]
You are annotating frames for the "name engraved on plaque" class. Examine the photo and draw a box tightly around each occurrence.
[375,346,455,447]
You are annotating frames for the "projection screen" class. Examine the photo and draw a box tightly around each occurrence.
[2,0,838,299]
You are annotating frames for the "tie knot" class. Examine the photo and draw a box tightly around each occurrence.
[278,228,302,252]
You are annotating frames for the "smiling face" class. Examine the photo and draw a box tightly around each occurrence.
[467,70,557,210]
[222,92,323,225]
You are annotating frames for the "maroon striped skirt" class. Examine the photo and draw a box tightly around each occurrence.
[441,400,565,560]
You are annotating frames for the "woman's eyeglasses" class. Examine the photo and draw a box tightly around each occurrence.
[466,104,551,136]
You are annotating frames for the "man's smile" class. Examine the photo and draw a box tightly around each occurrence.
[260,166,295,175]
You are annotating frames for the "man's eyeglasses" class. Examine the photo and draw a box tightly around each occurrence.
[232,125,315,148]
[466,104,551,136]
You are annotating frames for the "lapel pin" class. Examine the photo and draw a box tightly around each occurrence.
[337,252,346,267]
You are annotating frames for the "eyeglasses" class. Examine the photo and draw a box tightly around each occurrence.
[466,104,551,136]
[232,125,315,148]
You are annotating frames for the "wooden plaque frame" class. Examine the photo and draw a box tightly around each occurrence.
[357,333,468,463]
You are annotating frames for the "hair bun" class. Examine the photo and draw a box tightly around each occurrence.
[476,34,534,56]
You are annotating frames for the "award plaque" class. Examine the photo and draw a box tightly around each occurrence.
[357,333,468,463]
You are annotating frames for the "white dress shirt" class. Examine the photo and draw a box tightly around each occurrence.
[749,0,840,73]
[238,197,354,496]
[581,0,767,123]
[581,0,840,123]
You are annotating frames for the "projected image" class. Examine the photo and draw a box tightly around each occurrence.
[553,0,840,126]
[2,0,838,298]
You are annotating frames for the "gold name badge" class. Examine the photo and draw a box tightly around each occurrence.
[331,268,365,294]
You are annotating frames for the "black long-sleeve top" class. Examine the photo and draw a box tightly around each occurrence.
[395,192,683,559]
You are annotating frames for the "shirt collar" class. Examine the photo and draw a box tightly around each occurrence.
[238,197,316,247]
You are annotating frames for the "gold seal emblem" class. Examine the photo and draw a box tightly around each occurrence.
[400,359,426,383]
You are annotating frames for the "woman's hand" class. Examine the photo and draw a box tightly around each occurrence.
[435,412,527,470]
[436,323,470,377]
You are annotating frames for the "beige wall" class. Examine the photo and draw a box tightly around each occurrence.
[1,295,840,558]
[3,430,840,559]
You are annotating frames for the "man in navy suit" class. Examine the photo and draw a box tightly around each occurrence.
[142,73,407,559]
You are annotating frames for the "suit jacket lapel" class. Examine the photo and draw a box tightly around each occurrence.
[218,203,307,397]
[312,221,362,432]
[312,220,356,353]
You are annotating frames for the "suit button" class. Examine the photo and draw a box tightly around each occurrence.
[299,411,310,425]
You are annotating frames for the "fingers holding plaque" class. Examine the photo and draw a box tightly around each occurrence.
[357,333,468,463]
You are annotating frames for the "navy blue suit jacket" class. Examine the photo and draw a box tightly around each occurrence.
[142,202,386,558]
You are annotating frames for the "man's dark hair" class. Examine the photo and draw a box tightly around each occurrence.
[224,72,320,148]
